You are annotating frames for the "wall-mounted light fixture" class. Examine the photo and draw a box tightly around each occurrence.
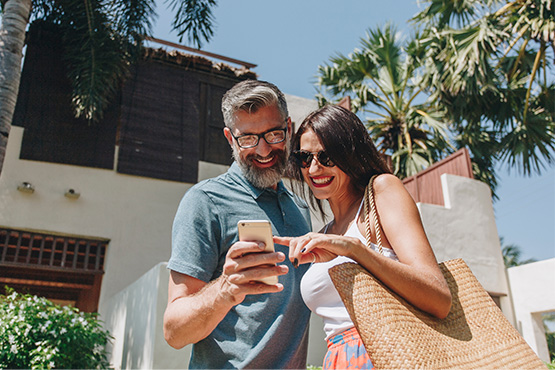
[17,182,35,193]
[64,188,80,199]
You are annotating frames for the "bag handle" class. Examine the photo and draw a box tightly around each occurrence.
[363,174,384,255]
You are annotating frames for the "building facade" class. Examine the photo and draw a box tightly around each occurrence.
[0,21,551,368]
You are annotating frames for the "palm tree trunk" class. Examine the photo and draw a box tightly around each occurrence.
[0,0,31,175]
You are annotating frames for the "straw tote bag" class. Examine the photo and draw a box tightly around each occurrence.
[329,175,546,369]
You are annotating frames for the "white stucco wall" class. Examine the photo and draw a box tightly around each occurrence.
[0,126,192,306]
[418,174,515,323]
[99,262,327,369]
[99,262,192,370]
[284,93,318,128]
[507,259,555,362]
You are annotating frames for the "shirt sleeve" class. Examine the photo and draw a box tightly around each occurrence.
[167,184,223,282]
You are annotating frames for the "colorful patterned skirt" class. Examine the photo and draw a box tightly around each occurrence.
[323,327,374,370]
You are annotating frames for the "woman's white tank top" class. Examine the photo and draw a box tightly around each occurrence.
[300,201,398,340]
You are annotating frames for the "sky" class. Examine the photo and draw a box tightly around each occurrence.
[151,0,555,263]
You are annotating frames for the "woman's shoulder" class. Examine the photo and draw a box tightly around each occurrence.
[372,173,414,205]
[373,173,403,192]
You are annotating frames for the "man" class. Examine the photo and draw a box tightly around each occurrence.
[164,80,312,369]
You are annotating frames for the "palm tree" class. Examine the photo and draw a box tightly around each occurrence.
[500,237,536,267]
[316,24,453,178]
[0,0,31,176]
[0,0,217,174]
[413,0,555,190]
[318,1,554,191]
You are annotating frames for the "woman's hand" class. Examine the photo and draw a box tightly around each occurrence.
[273,232,364,267]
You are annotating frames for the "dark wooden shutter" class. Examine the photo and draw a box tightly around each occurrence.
[12,22,117,170]
[14,22,255,182]
[199,81,233,165]
[117,61,200,182]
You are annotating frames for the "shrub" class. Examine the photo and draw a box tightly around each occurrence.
[0,288,111,369]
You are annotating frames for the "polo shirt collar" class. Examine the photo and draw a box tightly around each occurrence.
[228,162,287,199]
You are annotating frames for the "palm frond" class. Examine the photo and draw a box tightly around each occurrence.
[167,0,217,49]
[411,0,500,28]
[501,237,537,267]
[390,146,434,178]
[452,121,500,196]
[317,23,457,179]
[57,0,122,121]
[27,0,157,122]
[108,0,156,48]
[499,116,555,175]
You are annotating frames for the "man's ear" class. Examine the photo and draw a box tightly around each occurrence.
[223,127,233,146]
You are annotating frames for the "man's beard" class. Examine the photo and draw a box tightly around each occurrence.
[232,144,290,189]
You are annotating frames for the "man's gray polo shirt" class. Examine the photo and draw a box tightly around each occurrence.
[169,162,312,369]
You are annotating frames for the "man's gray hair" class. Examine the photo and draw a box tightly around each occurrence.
[221,80,289,129]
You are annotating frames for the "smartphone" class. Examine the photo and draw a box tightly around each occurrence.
[237,220,278,285]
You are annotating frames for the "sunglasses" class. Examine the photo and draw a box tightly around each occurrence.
[292,150,335,168]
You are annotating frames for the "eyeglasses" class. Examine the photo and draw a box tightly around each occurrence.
[292,150,335,168]
[231,127,287,149]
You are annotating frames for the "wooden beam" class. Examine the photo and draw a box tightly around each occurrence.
[0,277,92,290]
[145,36,257,69]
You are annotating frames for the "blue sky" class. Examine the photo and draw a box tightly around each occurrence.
[152,0,554,262]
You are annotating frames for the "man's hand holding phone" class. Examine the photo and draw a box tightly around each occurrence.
[219,220,288,305]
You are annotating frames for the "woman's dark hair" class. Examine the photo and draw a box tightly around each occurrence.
[288,105,391,219]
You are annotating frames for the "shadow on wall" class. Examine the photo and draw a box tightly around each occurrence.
[99,262,328,369]
[99,263,191,369]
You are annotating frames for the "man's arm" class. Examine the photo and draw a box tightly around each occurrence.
[163,240,289,349]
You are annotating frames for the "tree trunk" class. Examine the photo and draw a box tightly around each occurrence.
[0,0,31,175]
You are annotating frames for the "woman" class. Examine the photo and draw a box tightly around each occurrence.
[274,105,452,370]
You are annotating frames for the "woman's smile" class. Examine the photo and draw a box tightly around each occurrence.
[310,175,334,187]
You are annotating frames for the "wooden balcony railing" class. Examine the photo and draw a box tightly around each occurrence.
[402,148,474,206]
[0,227,109,312]
[0,227,108,273]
